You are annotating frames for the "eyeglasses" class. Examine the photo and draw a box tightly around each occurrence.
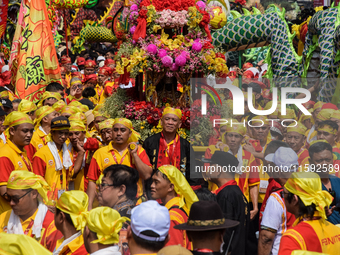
[4,189,33,204]
[76,85,83,89]
[280,190,290,198]
[98,183,115,191]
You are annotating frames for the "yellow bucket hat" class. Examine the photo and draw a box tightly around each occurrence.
[18,99,37,114]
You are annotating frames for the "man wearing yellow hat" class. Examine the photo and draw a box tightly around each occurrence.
[53,100,67,114]
[32,117,85,202]
[87,118,152,210]
[53,190,88,255]
[90,111,107,141]
[66,78,84,104]
[67,121,88,191]
[278,172,340,254]
[150,165,198,249]
[286,122,309,171]
[60,106,82,119]
[243,115,272,203]
[31,106,60,151]
[330,110,340,148]
[38,92,62,107]
[0,112,34,214]
[305,102,324,146]
[143,107,193,197]
[83,207,129,255]
[0,170,62,252]
[18,99,37,121]
[98,119,114,146]
[316,120,340,161]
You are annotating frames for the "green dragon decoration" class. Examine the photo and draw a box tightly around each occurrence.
[212,4,340,103]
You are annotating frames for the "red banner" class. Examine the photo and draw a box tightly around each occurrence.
[9,0,61,103]
[0,0,8,38]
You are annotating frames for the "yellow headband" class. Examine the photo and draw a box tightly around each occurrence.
[61,106,82,115]
[4,111,33,128]
[313,101,324,110]
[69,101,89,113]
[318,125,337,135]
[70,79,82,87]
[225,122,246,136]
[278,108,297,120]
[18,99,37,114]
[0,91,8,98]
[251,115,269,125]
[330,110,340,120]
[69,121,86,132]
[86,207,130,245]
[0,233,52,255]
[69,112,87,126]
[287,122,307,136]
[56,190,89,232]
[37,92,62,108]
[317,109,335,121]
[162,107,182,119]
[7,170,52,206]
[34,106,55,127]
[299,109,313,122]
[98,119,115,132]
[158,165,199,211]
[113,118,141,143]
[52,100,66,113]
[285,172,333,220]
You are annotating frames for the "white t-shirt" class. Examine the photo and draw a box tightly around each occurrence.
[261,192,287,255]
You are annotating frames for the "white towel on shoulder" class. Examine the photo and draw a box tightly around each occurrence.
[47,141,73,171]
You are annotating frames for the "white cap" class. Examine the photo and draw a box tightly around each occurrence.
[131,200,170,242]
[98,61,105,68]
[97,56,105,62]
[265,147,299,172]
[1,65,9,73]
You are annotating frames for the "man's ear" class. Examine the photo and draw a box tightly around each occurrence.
[168,183,175,193]
[293,194,299,206]
[126,225,132,241]
[9,127,15,136]
[118,185,126,197]
[164,234,170,245]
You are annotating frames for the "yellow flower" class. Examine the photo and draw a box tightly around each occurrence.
[130,56,138,66]
[215,58,225,65]
[116,63,124,74]
[147,16,152,23]
[139,69,143,72]
[153,25,161,33]
[147,5,156,11]
[141,126,144,129]
[122,58,129,67]
[127,65,132,72]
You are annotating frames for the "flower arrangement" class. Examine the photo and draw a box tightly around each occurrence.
[114,0,229,79]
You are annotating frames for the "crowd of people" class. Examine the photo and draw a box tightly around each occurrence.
[0,46,339,255]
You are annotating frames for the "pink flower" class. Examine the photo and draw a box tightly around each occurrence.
[171,63,179,71]
[192,42,202,52]
[158,49,167,58]
[162,56,173,67]
[130,4,138,11]
[196,1,206,10]
[147,44,158,55]
[175,55,186,66]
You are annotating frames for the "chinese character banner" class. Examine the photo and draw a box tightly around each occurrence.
[9,0,61,103]
[0,0,8,39]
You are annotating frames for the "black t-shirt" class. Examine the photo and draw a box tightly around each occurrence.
[216,184,257,255]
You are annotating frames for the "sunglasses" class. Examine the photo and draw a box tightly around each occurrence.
[4,189,33,204]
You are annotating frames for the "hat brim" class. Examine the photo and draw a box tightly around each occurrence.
[173,219,239,231]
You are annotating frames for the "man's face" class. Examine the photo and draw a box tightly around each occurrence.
[12,103,19,112]
[84,67,95,75]
[71,84,83,97]
[97,174,120,208]
[10,123,34,147]
[317,130,336,147]
[309,149,333,176]
[101,128,113,145]
[69,131,85,148]
[43,111,60,125]
[224,132,243,151]
[43,98,58,107]
[303,119,313,130]
[112,124,131,145]
[105,52,114,60]
[150,171,172,200]
[286,132,305,153]
[6,188,37,217]
[64,63,72,73]
[97,74,107,85]
[331,118,340,137]
[161,114,181,134]
[282,187,296,215]
[251,123,270,141]
[52,129,69,147]
[94,116,106,131]
[61,71,66,80]
[315,118,322,129]
[313,108,322,123]
[3,107,12,115]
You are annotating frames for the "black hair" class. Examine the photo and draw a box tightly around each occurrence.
[82,87,96,98]
[46,82,64,92]
[264,140,290,157]
[286,191,317,219]
[103,164,139,200]
[0,87,7,92]
[154,169,170,182]
[12,99,22,104]
[318,120,339,132]
[194,187,217,202]
[56,207,74,226]
[308,141,333,160]
[131,230,166,252]
[79,98,94,110]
